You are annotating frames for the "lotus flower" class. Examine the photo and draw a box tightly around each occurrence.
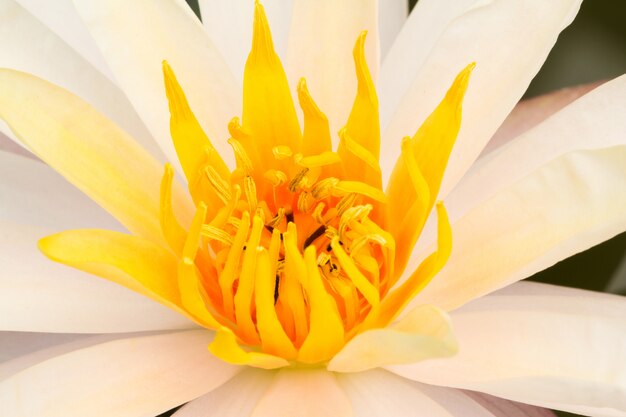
[1,0,625,416]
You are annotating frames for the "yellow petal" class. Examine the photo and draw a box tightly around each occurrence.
[297,247,345,364]
[387,63,472,273]
[209,327,289,370]
[160,163,188,255]
[0,69,193,244]
[337,31,382,189]
[297,78,332,156]
[38,229,191,319]
[163,61,230,211]
[242,1,302,171]
[378,203,452,325]
[328,305,457,373]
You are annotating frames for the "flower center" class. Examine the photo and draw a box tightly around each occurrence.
[150,1,473,369]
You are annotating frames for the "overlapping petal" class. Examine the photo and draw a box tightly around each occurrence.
[73,0,239,172]
[0,331,241,417]
[388,282,626,416]
[0,221,194,333]
[380,0,582,196]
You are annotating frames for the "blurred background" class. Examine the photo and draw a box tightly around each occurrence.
[180,1,626,417]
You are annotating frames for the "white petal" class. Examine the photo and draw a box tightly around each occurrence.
[73,0,240,172]
[173,369,274,417]
[379,0,408,60]
[328,305,457,373]
[407,74,626,280]
[0,333,132,380]
[337,368,549,417]
[0,0,163,159]
[389,282,626,416]
[0,150,121,231]
[251,369,351,417]
[406,146,626,311]
[0,221,195,333]
[379,0,582,193]
[286,0,378,141]
[13,0,114,81]
[0,331,242,417]
[198,0,294,82]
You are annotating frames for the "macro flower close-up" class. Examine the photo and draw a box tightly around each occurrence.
[1,0,625,416]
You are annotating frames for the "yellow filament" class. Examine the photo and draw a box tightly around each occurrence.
[219,211,250,319]
[233,214,264,344]
[331,237,380,307]
[254,247,298,359]
[298,246,345,363]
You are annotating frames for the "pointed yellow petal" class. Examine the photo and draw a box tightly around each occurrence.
[387,63,472,274]
[328,305,457,373]
[160,163,188,255]
[38,229,193,320]
[242,1,302,170]
[209,327,289,370]
[254,248,297,359]
[163,61,231,212]
[297,247,345,364]
[0,69,192,244]
[337,32,382,189]
[297,78,332,156]
[378,203,452,325]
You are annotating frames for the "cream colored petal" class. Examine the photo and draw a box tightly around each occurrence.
[485,82,604,155]
[0,333,132,380]
[0,69,193,243]
[0,150,121,231]
[388,282,626,416]
[73,0,240,172]
[328,305,457,373]
[13,0,114,80]
[0,0,162,159]
[173,369,275,417]
[0,331,242,417]
[379,0,408,60]
[407,74,626,278]
[286,0,378,142]
[337,368,548,417]
[407,146,626,312]
[251,369,351,417]
[0,221,194,333]
[379,0,582,195]
[198,0,294,82]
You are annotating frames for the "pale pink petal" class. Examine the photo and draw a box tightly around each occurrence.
[198,0,294,81]
[379,0,582,195]
[337,368,553,416]
[379,0,408,60]
[389,282,626,416]
[286,0,378,140]
[406,146,626,311]
[0,221,195,333]
[0,150,121,231]
[173,369,274,416]
[251,369,351,417]
[73,0,240,172]
[0,0,162,159]
[13,0,114,81]
[0,333,132,380]
[0,331,241,417]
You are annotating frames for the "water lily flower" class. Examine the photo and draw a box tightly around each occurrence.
[1,0,625,416]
